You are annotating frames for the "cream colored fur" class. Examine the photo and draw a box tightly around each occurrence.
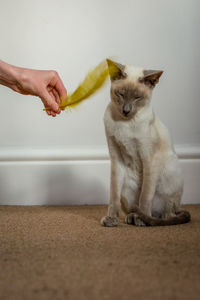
[101,61,184,227]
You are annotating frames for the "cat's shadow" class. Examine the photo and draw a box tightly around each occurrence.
[0,164,108,207]
[43,167,107,206]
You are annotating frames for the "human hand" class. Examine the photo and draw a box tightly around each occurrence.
[0,60,67,117]
[15,68,67,117]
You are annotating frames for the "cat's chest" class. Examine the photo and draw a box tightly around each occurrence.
[107,118,142,159]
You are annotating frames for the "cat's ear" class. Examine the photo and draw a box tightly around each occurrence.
[106,59,127,81]
[141,70,163,88]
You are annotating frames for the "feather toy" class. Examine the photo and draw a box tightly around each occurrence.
[44,58,118,111]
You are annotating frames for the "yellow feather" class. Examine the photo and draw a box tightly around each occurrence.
[60,60,109,110]
[44,59,118,111]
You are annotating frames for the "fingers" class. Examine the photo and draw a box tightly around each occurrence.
[53,72,67,100]
[40,87,60,116]
[49,90,60,117]
[46,110,56,117]
[40,70,67,117]
[42,99,57,117]
[51,88,61,105]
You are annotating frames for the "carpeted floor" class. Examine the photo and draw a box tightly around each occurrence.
[0,205,199,300]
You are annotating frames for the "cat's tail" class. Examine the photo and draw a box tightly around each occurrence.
[131,206,191,226]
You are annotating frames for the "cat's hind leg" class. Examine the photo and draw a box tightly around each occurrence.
[125,212,146,226]
[132,194,176,226]
[125,194,180,226]
[127,194,190,226]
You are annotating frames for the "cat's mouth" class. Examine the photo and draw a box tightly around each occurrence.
[121,111,132,119]
[123,110,130,117]
[121,108,136,119]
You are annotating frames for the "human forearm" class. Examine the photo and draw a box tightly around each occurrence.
[0,60,67,116]
[0,60,20,92]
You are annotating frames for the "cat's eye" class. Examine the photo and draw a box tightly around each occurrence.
[134,95,141,100]
[115,90,124,97]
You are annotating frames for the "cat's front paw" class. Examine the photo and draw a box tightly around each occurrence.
[125,213,135,224]
[125,213,146,226]
[101,216,118,227]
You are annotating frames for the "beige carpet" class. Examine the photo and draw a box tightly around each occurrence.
[0,205,199,300]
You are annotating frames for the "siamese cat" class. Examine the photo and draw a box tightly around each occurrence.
[101,59,190,227]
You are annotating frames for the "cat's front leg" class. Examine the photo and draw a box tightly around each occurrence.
[101,204,119,227]
[101,160,124,227]
[135,156,159,225]
[139,166,157,213]
[101,136,124,227]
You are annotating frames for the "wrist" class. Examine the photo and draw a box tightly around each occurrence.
[0,60,22,92]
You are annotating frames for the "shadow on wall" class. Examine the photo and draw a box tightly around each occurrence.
[0,163,109,205]
[43,167,107,205]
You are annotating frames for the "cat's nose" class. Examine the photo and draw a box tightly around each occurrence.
[123,107,130,116]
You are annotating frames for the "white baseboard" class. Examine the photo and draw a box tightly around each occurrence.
[0,146,199,205]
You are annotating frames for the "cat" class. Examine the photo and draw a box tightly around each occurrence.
[101,59,190,227]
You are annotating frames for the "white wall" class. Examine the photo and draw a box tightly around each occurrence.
[0,0,199,205]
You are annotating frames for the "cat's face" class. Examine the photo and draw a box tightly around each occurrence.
[107,59,163,119]
[111,81,150,119]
